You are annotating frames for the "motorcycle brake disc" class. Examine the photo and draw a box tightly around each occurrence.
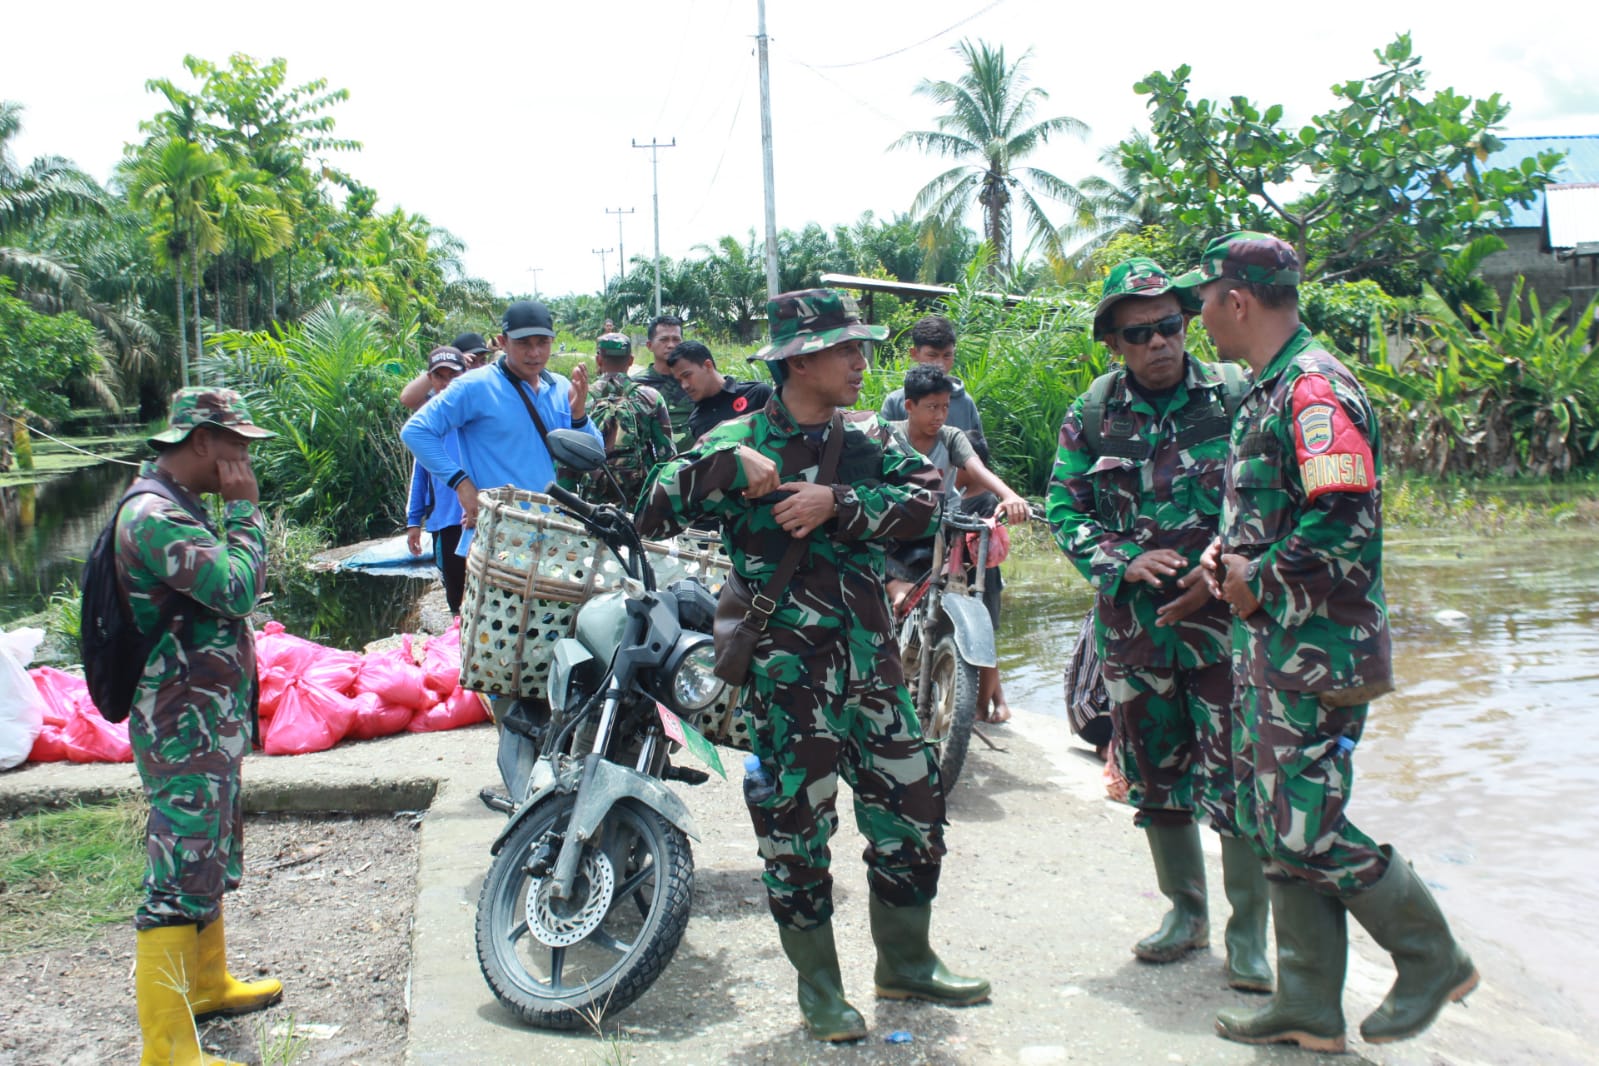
[525,848,617,948]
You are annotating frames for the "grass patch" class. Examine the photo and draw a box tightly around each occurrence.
[0,799,146,957]
[1386,478,1599,534]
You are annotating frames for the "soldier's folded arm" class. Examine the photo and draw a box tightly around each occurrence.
[829,448,940,541]
[635,441,746,538]
[1046,426,1143,599]
[133,505,267,619]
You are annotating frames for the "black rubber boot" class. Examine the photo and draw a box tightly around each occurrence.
[868,896,991,1005]
[1219,835,1273,993]
[1344,847,1480,1043]
[777,922,867,1042]
[1134,822,1209,962]
[1215,879,1348,1053]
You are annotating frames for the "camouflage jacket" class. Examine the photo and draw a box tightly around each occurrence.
[578,373,675,507]
[115,463,268,763]
[1047,356,1242,668]
[636,394,941,686]
[1219,325,1392,697]
[635,366,698,451]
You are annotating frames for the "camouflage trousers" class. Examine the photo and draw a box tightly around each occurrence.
[1101,659,1240,836]
[1233,686,1388,897]
[129,687,251,930]
[741,670,947,932]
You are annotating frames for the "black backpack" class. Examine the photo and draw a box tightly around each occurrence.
[79,477,203,723]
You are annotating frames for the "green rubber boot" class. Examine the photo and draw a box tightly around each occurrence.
[1220,835,1273,993]
[1344,847,1480,1043]
[868,897,991,1006]
[1134,823,1209,962]
[777,923,867,1042]
[1215,879,1348,1053]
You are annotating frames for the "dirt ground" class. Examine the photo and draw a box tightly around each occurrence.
[0,812,420,1066]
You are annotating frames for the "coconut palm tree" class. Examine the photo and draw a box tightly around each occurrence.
[120,134,226,386]
[1061,131,1172,264]
[892,40,1088,273]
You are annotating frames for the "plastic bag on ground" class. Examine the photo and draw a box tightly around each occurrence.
[348,691,415,740]
[406,686,488,733]
[256,621,361,696]
[420,620,462,697]
[263,679,359,756]
[27,667,88,763]
[62,706,133,763]
[0,628,48,770]
[354,636,431,710]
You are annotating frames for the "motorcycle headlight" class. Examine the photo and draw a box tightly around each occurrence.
[666,637,724,713]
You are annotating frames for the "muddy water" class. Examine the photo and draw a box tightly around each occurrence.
[998,531,1599,1029]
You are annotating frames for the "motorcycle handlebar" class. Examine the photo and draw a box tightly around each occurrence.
[544,481,597,520]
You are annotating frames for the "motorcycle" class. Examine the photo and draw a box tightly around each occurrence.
[892,493,1039,792]
[474,430,727,1029]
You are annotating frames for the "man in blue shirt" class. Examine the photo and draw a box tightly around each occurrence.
[402,300,602,555]
[405,347,469,613]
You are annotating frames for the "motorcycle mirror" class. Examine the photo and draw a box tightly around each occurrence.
[546,428,607,472]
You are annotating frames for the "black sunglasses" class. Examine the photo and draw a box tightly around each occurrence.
[1115,313,1185,345]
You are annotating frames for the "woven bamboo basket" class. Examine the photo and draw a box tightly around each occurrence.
[458,488,750,749]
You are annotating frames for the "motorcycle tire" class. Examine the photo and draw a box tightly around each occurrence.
[918,631,980,793]
[475,793,694,1029]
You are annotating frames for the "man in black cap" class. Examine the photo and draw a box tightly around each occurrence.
[667,340,774,442]
[400,331,496,411]
[402,300,600,555]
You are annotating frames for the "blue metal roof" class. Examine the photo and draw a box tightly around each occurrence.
[1485,135,1599,228]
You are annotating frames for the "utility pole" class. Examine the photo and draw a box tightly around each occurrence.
[605,207,635,279]
[527,268,542,299]
[592,247,613,291]
[756,0,780,297]
[631,137,676,318]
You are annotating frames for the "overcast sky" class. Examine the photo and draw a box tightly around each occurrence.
[5,0,1595,302]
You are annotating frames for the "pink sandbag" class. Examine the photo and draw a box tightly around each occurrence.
[354,636,431,710]
[256,621,361,696]
[28,712,69,762]
[406,686,488,733]
[420,620,462,697]
[31,666,91,718]
[348,691,414,740]
[62,706,132,763]
[263,678,359,756]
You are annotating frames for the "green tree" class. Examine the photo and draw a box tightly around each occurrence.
[0,276,102,468]
[892,39,1088,273]
[1127,34,1563,283]
[694,232,768,341]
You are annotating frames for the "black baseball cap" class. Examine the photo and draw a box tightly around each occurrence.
[501,301,556,340]
[427,347,467,374]
[451,332,490,355]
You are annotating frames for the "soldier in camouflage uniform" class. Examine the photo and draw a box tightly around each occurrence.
[1178,233,1479,1052]
[637,289,990,1042]
[634,313,699,451]
[1046,257,1271,993]
[574,331,674,507]
[119,388,280,1066]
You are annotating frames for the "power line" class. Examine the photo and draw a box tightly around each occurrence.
[684,89,746,227]
[806,0,1006,69]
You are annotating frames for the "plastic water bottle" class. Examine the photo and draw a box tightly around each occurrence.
[743,754,776,804]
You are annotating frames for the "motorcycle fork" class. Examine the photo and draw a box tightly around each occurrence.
[916,528,952,712]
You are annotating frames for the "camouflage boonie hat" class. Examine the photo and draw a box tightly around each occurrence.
[149,387,275,447]
[752,288,889,361]
[1172,231,1301,289]
[1092,256,1201,337]
[596,332,632,356]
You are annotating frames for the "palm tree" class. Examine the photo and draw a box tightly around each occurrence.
[1062,131,1171,264]
[891,40,1088,273]
[120,134,226,386]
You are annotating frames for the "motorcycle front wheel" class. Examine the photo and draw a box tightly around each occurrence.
[475,793,694,1029]
[918,631,980,793]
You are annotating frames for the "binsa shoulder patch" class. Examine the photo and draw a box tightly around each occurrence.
[1291,374,1373,500]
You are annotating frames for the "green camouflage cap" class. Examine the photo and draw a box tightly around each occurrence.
[1172,231,1301,289]
[1092,256,1200,337]
[596,331,632,356]
[752,288,889,361]
[148,387,275,447]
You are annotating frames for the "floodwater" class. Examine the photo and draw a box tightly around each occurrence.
[0,458,427,651]
[998,530,1599,1032]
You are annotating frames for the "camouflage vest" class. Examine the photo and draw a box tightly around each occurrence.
[1080,361,1248,525]
[584,376,664,503]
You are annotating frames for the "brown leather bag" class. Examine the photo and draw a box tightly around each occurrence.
[711,412,844,686]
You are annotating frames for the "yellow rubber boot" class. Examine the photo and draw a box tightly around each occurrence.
[192,908,283,1022]
[136,925,245,1066]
